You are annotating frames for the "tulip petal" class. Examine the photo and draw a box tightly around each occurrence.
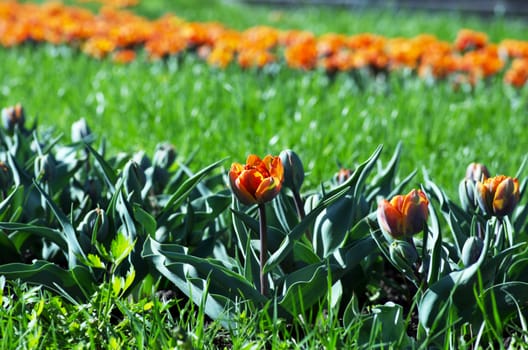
[246,154,262,167]
[402,189,429,235]
[233,176,258,205]
[255,176,282,204]
[377,199,406,239]
[493,177,520,216]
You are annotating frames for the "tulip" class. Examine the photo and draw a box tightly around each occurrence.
[279,149,304,193]
[465,162,490,182]
[71,118,92,143]
[229,154,283,296]
[279,149,311,240]
[377,189,429,239]
[229,154,283,206]
[476,175,520,217]
[334,168,352,185]
[1,103,25,133]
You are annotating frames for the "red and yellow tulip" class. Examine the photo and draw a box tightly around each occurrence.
[377,189,429,239]
[229,154,284,206]
[476,175,520,217]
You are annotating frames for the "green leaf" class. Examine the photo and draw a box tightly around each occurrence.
[86,253,105,269]
[0,230,20,263]
[0,261,95,301]
[33,180,86,267]
[0,186,22,221]
[142,237,266,325]
[0,222,68,251]
[314,195,354,257]
[419,221,491,330]
[111,232,135,266]
[157,159,225,223]
[85,144,118,192]
[132,203,157,235]
[263,186,349,273]
[278,263,329,314]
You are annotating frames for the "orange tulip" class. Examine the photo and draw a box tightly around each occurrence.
[377,189,429,239]
[229,154,284,205]
[476,175,520,217]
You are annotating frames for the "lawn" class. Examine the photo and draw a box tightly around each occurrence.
[1,0,528,348]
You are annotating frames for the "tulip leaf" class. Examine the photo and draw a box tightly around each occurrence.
[419,221,490,330]
[34,180,87,267]
[314,195,354,258]
[292,240,320,265]
[0,222,68,252]
[366,142,404,201]
[479,281,528,324]
[324,145,383,200]
[385,169,418,200]
[157,159,224,222]
[0,229,20,263]
[278,263,330,314]
[132,203,157,235]
[263,187,348,274]
[142,237,266,326]
[0,261,95,301]
[85,143,117,193]
[0,186,22,221]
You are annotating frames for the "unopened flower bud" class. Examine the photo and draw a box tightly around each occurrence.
[461,236,484,267]
[465,162,490,182]
[132,151,152,171]
[34,154,56,182]
[78,208,110,249]
[71,118,92,143]
[389,240,418,269]
[279,149,304,192]
[334,168,352,185]
[153,142,177,169]
[0,161,13,190]
[123,160,146,202]
[1,103,25,133]
[459,178,477,212]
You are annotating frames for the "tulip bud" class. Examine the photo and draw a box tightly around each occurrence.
[459,178,477,212]
[377,189,429,239]
[461,236,484,267]
[334,168,352,185]
[78,208,110,250]
[123,160,146,202]
[229,154,284,205]
[465,162,490,182]
[153,142,177,169]
[279,149,304,192]
[34,154,56,182]
[71,118,92,143]
[476,175,520,217]
[132,151,152,171]
[0,161,13,190]
[1,103,25,133]
[389,240,418,270]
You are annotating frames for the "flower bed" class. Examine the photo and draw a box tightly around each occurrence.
[1,1,528,86]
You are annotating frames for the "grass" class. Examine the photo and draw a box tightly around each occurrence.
[1,43,527,196]
[2,1,528,348]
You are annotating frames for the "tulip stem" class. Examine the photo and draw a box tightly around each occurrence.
[258,203,269,296]
[292,189,312,242]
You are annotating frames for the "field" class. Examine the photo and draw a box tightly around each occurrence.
[1,0,528,348]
